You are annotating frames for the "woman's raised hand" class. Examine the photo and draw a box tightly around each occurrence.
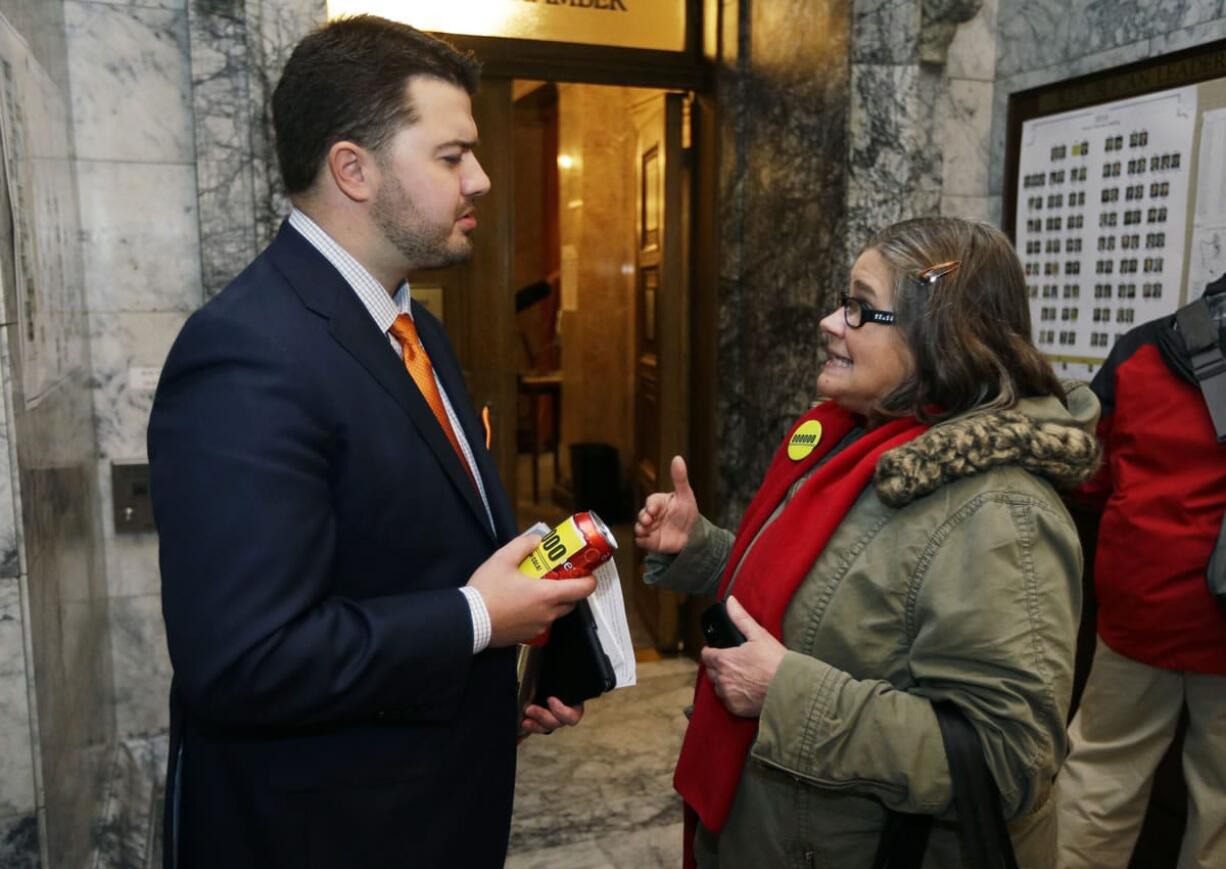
[634,455,699,555]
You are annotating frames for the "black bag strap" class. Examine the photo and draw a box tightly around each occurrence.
[1175,299,1226,443]
[871,810,932,869]
[1208,515,1226,612]
[933,700,1021,869]
[874,700,1020,869]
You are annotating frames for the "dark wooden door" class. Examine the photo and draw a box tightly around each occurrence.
[631,92,689,651]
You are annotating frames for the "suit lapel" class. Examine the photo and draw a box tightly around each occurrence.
[413,303,515,540]
[267,223,496,538]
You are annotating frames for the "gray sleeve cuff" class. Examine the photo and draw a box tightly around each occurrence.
[642,515,734,597]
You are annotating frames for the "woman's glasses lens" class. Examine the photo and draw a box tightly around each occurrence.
[840,294,862,328]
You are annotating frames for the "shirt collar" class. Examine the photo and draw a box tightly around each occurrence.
[287,208,413,334]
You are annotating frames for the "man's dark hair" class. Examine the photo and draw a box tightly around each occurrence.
[272,15,480,195]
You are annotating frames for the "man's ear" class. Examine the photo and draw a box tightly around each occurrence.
[326,140,377,203]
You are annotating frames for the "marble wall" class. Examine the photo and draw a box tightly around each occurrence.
[51,1,323,863]
[990,0,1226,200]
[710,0,853,526]
[66,0,325,751]
[66,0,196,749]
[44,0,1226,865]
[0,1,111,866]
[190,0,322,299]
[846,0,1226,250]
[690,0,1226,528]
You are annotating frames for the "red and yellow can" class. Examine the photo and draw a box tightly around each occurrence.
[518,511,617,579]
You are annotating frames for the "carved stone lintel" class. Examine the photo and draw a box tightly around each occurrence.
[919,0,982,66]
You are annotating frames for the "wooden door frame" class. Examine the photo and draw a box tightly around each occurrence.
[443,0,708,90]
[444,7,721,527]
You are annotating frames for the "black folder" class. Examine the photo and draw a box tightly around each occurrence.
[517,599,616,709]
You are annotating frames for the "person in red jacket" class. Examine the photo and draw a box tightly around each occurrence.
[1057,281,1226,869]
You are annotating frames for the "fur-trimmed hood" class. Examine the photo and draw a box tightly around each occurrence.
[874,382,1101,508]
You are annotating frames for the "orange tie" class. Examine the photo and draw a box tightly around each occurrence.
[388,314,476,489]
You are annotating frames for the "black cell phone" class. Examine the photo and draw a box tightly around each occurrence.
[700,601,746,648]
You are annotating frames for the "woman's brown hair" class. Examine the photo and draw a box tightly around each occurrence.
[866,216,1065,422]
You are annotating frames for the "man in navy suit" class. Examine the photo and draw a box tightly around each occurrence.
[149,16,594,868]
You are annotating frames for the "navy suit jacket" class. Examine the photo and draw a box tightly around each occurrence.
[149,222,518,868]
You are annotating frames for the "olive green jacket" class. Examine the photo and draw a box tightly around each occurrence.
[646,386,1101,869]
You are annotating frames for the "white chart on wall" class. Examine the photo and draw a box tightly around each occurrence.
[1015,85,1197,380]
[1188,107,1226,299]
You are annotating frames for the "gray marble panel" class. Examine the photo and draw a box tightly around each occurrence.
[1151,13,1226,53]
[244,0,324,251]
[0,0,70,97]
[1067,0,1220,57]
[853,0,921,63]
[849,63,942,194]
[64,1,193,163]
[197,156,257,298]
[847,183,907,263]
[850,64,915,190]
[0,579,34,817]
[904,189,943,219]
[110,593,171,737]
[77,160,202,313]
[88,311,189,461]
[189,0,258,297]
[988,75,1014,197]
[95,733,167,869]
[995,0,1072,77]
[946,0,998,80]
[0,813,38,868]
[91,0,186,8]
[1066,37,1160,78]
[940,78,993,198]
[509,658,695,856]
[27,541,113,869]
[713,0,851,525]
[15,388,97,578]
[0,333,22,581]
[0,401,17,579]
[941,193,1004,225]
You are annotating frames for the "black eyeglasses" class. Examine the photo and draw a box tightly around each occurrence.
[840,293,896,328]
[839,260,960,329]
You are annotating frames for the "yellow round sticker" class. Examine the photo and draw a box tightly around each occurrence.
[787,420,824,461]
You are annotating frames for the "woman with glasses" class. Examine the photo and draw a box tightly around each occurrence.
[636,216,1099,868]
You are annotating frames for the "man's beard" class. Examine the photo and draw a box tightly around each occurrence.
[371,173,473,271]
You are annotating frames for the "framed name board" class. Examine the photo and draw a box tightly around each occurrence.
[328,0,687,53]
[1005,41,1226,379]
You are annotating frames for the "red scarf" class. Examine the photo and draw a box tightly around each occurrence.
[674,401,928,837]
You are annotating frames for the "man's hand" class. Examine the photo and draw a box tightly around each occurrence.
[701,597,786,718]
[467,535,596,647]
[634,455,699,554]
[520,697,584,736]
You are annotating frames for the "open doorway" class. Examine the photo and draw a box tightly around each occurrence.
[510,81,689,653]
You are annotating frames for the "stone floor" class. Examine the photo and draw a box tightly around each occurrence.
[506,656,696,869]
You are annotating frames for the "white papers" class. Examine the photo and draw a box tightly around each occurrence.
[1187,108,1226,300]
[1015,85,1198,379]
[589,557,636,689]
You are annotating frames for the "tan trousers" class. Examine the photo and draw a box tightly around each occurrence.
[1057,639,1226,869]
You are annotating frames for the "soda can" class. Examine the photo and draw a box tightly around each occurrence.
[518,511,617,579]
